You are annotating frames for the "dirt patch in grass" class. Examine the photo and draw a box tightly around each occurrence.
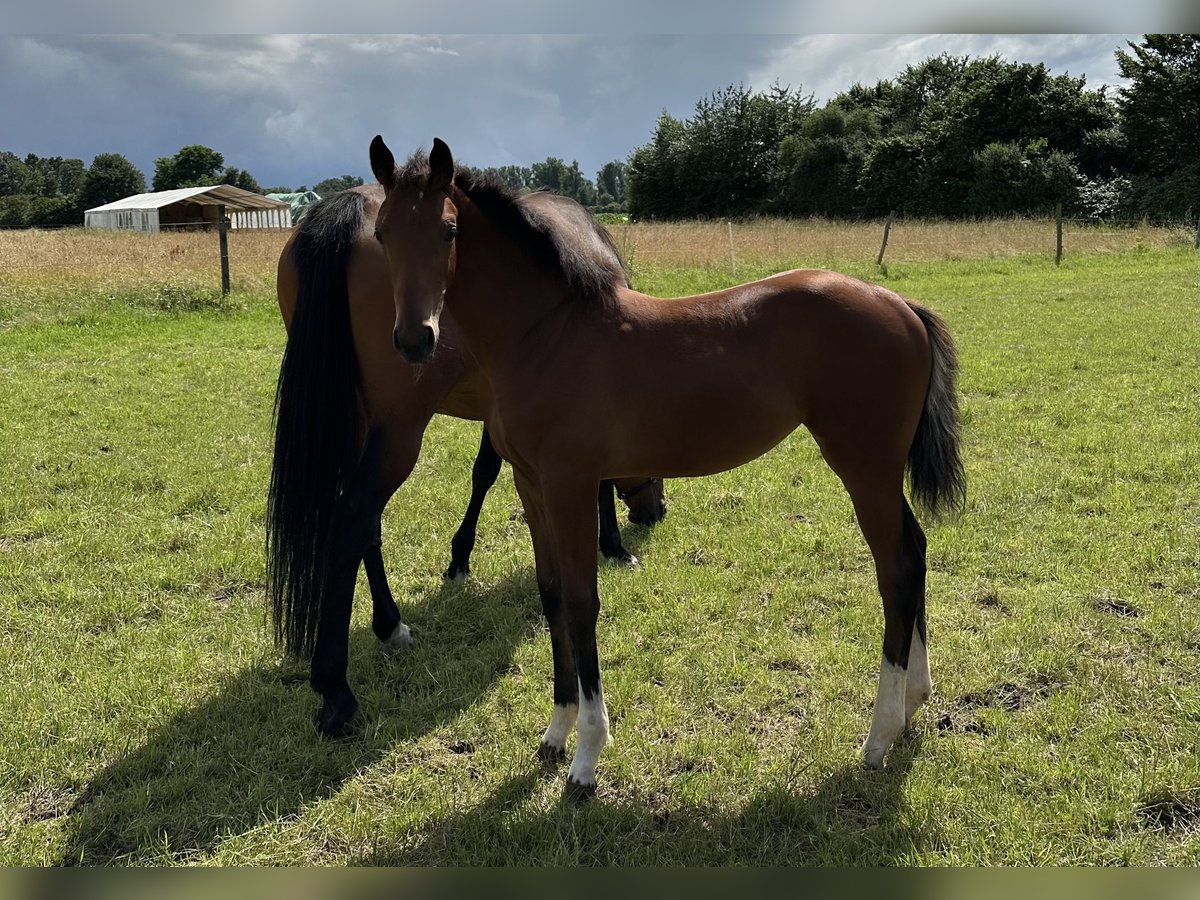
[20,785,77,825]
[934,674,1059,735]
[1136,788,1200,834]
[1093,595,1144,618]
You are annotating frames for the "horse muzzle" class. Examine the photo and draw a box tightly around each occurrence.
[394,323,437,364]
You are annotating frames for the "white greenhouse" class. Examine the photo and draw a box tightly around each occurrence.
[84,185,291,232]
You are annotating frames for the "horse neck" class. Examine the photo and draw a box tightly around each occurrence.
[448,193,570,373]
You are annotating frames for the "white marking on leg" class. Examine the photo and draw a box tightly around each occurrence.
[566,685,610,787]
[382,622,413,653]
[905,631,932,724]
[862,657,906,769]
[541,702,578,751]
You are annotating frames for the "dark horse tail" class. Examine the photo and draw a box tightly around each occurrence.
[267,191,367,657]
[905,302,967,519]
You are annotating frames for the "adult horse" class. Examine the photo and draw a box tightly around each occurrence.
[268,184,666,738]
[369,136,966,801]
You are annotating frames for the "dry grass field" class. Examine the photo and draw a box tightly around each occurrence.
[0,216,1191,325]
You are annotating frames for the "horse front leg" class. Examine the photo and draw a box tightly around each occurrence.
[542,475,608,802]
[513,468,577,763]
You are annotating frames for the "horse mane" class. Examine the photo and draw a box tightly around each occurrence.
[398,150,627,306]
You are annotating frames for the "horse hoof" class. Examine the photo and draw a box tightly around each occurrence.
[382,622,413,653]
[603,550,640,568]
[316,692,360,739]
[861,745,887,770]
[442,565,469,582]
[536,741,566,766]
[563,777,596,805]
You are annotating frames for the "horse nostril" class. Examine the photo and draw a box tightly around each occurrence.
[393,327,403,351]
[396,324,437,363]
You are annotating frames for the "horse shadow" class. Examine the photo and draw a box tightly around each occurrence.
[356,734,933,865]
[58,568,545,865]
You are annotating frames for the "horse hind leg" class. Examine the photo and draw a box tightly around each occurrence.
[445,427,505,581]
[597,480,638,567]
[820,444,928,769]
[364,523,412,652]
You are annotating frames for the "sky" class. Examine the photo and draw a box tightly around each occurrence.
[0,34,1146,191]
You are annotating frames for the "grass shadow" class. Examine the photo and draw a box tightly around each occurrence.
[357,734,930,865]
[58,568,544,865]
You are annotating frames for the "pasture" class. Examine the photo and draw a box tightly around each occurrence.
[0,221,1196,865]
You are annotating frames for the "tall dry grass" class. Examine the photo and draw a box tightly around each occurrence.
[610,216,1191,271]
[0,215,1189,314]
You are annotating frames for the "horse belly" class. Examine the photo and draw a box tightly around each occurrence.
[614,382,800,479]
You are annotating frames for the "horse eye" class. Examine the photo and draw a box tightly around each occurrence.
[445,224,458,242]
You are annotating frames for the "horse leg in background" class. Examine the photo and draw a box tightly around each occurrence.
[311,425,422,737]
[823,452,928,769]
[445,427,505,581]
[363,518,412,652]
[597,480,638,567]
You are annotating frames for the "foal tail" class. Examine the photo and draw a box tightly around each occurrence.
[267,191,367,657]
[905,302,967,519]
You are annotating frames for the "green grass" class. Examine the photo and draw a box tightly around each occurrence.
[0,248,1197,865]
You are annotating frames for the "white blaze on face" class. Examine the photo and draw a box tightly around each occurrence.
[541,702,578,750]
[862,657,906,769]
[567,685,611,788]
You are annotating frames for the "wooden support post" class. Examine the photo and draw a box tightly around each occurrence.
[217,203,231,295]
[876,213,894,266]
[727,221,737,277]
[1055,203,1063,266]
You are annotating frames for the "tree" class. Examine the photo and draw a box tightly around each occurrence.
[596,161,628,209]
[79,152,146,210]
[313,175,364,197]
[0,151,30,197]
[627,84,813,220]
[20,154,85,197]
[1115,34,1200,221]
[152,145,225,190]
[529,157,597,206]
[222,167,261,193]
[778,105,879,217]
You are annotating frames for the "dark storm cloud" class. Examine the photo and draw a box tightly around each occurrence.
[0,34,1147,191]
[0,35,798,188]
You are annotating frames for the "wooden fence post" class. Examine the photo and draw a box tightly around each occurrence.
[217,204,231,295]
[876,213,894,266]
[1055,203,1063,266]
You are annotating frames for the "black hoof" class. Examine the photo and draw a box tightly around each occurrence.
[443,561,469,581]
[315,690,360,739]
[563,777,596,805]
[536,741,566,766]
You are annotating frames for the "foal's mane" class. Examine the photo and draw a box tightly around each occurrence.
[398,150,627,307]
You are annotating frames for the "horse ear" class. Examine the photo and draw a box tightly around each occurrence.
[370,135,396,191]
[429,137,454,193]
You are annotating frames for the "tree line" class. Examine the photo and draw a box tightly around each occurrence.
[2,35,1193,228]
[628,35,1198,223]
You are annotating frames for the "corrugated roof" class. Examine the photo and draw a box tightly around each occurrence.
[85,184,289,213]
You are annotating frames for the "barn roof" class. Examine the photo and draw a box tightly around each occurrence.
[85,184,289,213]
